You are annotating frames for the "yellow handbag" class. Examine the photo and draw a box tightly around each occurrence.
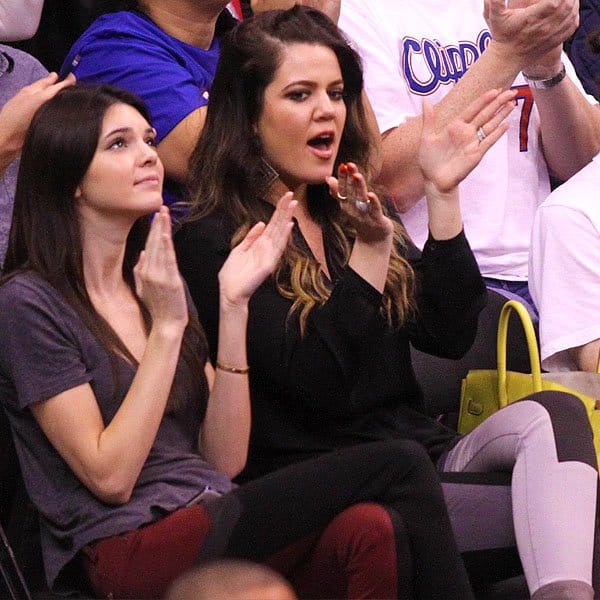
[458,300,600,463]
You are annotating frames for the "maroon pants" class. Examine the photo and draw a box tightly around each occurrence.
[82,502,399,599]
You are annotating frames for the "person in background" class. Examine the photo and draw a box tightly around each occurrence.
[61,0,237,214]
[529,151,600,372]
[0,0,44,41]
[0,0,75,267]
[565,0,600,100]
[166,560,297,600]
[176,7,600,598]
[337,0,600,316]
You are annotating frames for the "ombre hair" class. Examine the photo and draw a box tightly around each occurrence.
[186,6,415,333]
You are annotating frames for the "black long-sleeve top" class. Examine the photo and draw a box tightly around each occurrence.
[175,210,487,481]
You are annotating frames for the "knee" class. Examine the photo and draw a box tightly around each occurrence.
[323,503,398,557]
[517,391,596,467]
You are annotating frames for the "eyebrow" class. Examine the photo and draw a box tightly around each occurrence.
[104,126,156,139]
[282,78,344,90]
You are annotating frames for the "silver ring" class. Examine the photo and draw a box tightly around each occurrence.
[336,191,348,201]
[476,126,486,142]
[354,199,369,213]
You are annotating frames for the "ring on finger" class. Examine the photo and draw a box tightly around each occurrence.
[337,191,348,201]
[354,199,370,213]
[476,126,486,142]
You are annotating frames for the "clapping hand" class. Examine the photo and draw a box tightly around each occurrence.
[484,0,577,73]
[218,192,297,309]
[326,162,393,244]
[134,206,188,332]
[418,89,516,195]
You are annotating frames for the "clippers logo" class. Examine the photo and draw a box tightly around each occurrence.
[402,30,492,95]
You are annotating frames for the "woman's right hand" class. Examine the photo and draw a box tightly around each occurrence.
[133,206,188,332]
[218,192,296,309]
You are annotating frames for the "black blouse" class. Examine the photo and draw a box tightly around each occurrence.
[175,209,487,481]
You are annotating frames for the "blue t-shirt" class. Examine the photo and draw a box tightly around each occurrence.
[61,10,225,210]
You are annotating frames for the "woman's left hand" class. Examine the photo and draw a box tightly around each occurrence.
[418,88,516,195]
[218,192,296,309]
[327,162,394,244]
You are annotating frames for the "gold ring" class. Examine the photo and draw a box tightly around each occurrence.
[337,191,348,201]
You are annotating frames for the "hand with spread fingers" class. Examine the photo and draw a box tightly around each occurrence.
[134,205,188,331]
[0,72,76,175]
[218,191,296,308]
[418,88,516,195]
[326,162,394,244]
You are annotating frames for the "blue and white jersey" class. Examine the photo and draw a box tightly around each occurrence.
[339,0,591,281]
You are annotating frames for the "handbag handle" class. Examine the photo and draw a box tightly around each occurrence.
[497,300,542,408]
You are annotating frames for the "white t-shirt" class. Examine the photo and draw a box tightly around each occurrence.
[0,0,43,41]
[339,0,589,281]
[529,153,600,371]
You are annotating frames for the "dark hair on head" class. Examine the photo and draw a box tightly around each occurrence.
[4,84,207,411]
[188,5,372,225]
[187,5,414,332]
[5,84,151,282]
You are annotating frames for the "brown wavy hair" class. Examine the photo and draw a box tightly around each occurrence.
[186,6,415,333]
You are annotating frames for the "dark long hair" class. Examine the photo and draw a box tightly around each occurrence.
[4,84,207,411]
[187,6,414,332]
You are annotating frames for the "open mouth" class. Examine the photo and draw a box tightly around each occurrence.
[307,133,335,157]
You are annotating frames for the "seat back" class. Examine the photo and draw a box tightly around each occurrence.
[0,409,33,600]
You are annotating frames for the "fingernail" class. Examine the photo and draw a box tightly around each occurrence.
[339,163,347,173]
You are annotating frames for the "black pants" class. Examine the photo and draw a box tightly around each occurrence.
[204,439,474,599]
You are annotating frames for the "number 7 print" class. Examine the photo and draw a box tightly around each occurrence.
[511,84,534,153]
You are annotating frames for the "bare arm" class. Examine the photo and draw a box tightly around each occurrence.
[30,208,189,505]
[418,89,516,239]
[0,72,75,177]
[199,193,296,477]
[570,340,600,373]
[376,0,584,211]
[157,106,207,184]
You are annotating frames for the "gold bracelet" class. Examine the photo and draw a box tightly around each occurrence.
[216,361,249,374]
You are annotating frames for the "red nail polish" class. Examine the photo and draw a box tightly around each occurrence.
[339,163,347,174]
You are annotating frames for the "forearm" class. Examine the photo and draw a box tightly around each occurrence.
[95,325,184,501]
[200,302,251,478]
[0,126,23,176]
[379,41,521,211]
[570,339,600,373]
[533,76,600,180]
[425,183,463,241]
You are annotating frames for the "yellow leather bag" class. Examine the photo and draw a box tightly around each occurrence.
[458,300,600,463]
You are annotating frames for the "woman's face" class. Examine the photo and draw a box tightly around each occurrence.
[76,102,164,219]
[256,42,347,191]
